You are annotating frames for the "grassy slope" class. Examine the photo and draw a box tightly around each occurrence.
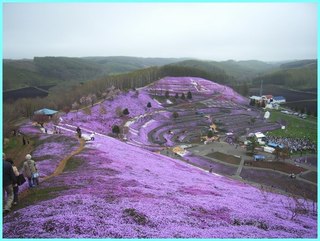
[267,110,317,142]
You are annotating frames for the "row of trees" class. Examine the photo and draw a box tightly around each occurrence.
[164,90,193,100]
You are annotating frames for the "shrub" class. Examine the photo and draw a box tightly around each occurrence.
[115,106,123,117]
[99,104,107,115]
[123,108,129,115]
[147,102,152,108]
[172,111,179,119]
[112,125,120,135]
[175,93,179,98]
[207,130,214,138]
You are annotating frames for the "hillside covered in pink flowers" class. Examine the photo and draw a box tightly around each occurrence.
[3,77,317,238]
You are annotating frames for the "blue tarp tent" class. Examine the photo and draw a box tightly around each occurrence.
[267,142,284,149]
[34,108,58,116]
[253,155,265,161]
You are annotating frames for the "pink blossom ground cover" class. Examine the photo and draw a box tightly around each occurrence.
[3,131,317,238]
[4,78,316,238]
[62,89,162,135]
[148,77,249,105]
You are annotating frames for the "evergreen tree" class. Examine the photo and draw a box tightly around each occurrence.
[207,130,214,138]
[274,146,281,161]
[246,136,258,156]
[147,102,152,108]
[165,90,170,98]
[187,91,192,99]
[123,108,129,115]
[307,109,311,116]
[112,125,120,135]
[181,93,186,100]
[175,93,179,98]
[172,111,179,119]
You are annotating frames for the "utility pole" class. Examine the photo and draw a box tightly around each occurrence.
[259,79,263,96]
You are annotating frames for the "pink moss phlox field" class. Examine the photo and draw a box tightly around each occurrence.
[4,77,316,238]
[62,89,162,135]
[148,77,248,105]
[4,128,317,238]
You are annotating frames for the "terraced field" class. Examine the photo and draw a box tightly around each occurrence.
[125,77,281,151]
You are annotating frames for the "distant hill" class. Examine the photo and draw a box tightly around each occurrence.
[252,59,317,89]
[3,56,188,91]
[280,59,317,69]
[84,56,189,75]
[169,59,279,81]
[165,60,230,83]
[3,60,62,90]
[4,57,316,91]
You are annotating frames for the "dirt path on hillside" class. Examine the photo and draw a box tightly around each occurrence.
[18,138,85,200]
[42,138,85,180]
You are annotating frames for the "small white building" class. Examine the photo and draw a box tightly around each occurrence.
[255,132,267,145]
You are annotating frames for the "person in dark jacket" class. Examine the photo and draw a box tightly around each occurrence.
[7,158,20,205]
[76,126,82,138]
[3,158,17,214]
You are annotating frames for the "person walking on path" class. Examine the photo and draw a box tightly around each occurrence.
[3,157,17,214]
[23,154,39,188]
[76,126,82,138]
[6,158,20,205]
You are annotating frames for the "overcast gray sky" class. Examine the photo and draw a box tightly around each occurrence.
[3,2,317,61]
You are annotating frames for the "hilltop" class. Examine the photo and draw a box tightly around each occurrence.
[3,77,317,238]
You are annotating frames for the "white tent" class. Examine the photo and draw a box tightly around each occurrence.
[255,132,266,138]
[264,111,270,119]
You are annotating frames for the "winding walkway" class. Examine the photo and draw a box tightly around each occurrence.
[19,134,85,200]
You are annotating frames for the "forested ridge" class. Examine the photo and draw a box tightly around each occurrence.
[252,61,317,89]
[3,56,187,90]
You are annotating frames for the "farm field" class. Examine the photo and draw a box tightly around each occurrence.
[206,152,241,165]
[244,160,306,174]
[300,171,317,183]
[4,86,49,102]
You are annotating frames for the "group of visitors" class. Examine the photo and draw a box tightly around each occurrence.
[3,153,39,215]
[266,136,316,153]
